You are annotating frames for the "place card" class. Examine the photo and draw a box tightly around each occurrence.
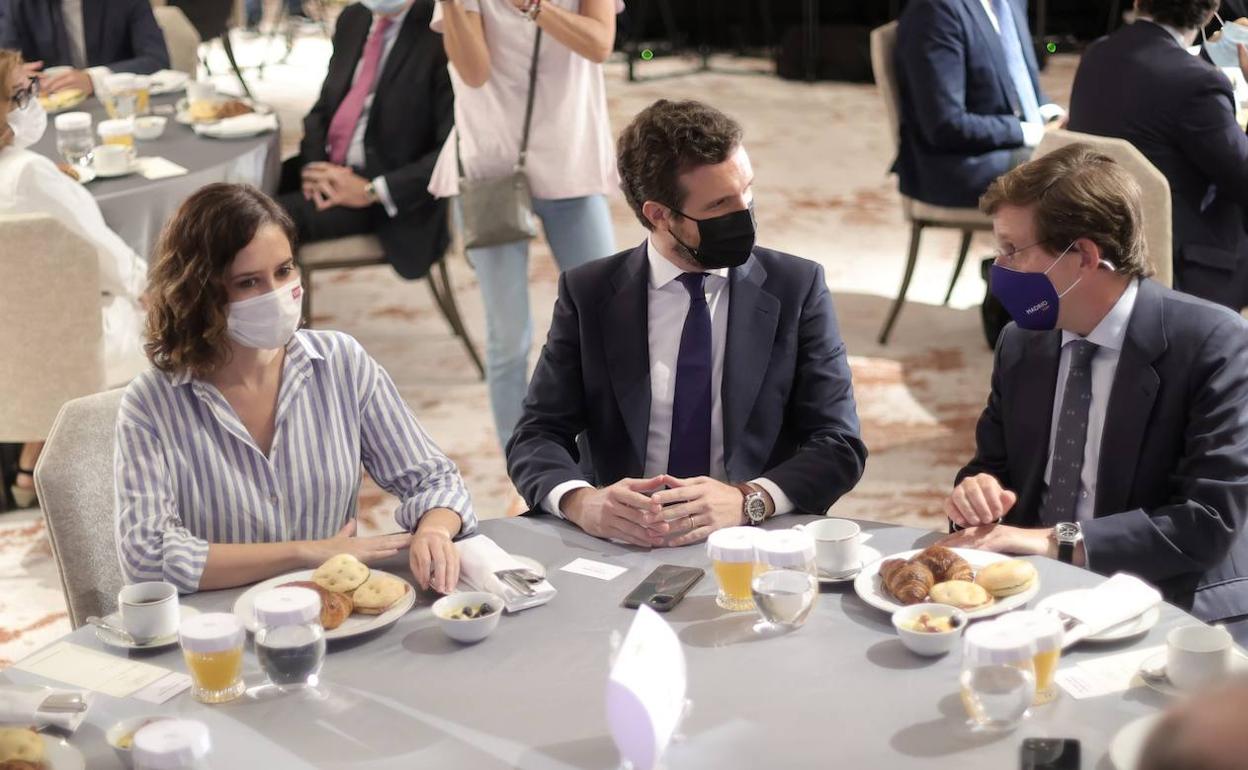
[561,558,628,581]
[131,672,192,704]
[1055,645,1162,700]
[606,606,687,770]
[136,157,188,180]
[13,642,178,698]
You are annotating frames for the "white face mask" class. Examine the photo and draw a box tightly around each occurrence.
[7,98,47,150]
[226,282,303,351]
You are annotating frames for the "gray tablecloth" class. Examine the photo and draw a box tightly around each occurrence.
[2,517,1183,769]
[30,93,281,258]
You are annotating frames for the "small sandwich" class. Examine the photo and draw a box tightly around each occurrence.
[312,553,370,594]
[352,573,409,615]
[0,727,44,770]
[974,559,1039,598]
[930,580,995,611]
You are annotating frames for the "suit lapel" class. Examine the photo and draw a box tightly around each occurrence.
[1017,331,1061,525]
[376,6,419,93]
[334,11,371,106]
[603,244,652,475]
[722,255,780,477]
[961,0,1020,113]
[1095,281,1165,515]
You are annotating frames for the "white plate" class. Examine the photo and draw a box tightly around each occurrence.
[149,70,189,95]
[92,159,139,179]
[95,605,200,650]
[1109,713,1163,770]
[43,734,86,770]
[1137,650,1248,698]
[175,97,272,126]
[232,568,417,642]
[513,555,546,579]
[192,114,278,139]
[853,547,1040,619]
[1036,590,1160,643]
[817,545,882,584]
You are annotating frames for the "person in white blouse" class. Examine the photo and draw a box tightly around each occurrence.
[432,0,621,451]
[0,49,147,508]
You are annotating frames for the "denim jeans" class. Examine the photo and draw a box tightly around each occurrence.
[457,194,615,449]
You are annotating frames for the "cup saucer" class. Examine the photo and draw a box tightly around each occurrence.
[95,605,199,650]
[1138,650,1248,697]
[817,545,882,584]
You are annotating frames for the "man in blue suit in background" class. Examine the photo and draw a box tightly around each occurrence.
[507,100,867,548]
[894,0,1064,209]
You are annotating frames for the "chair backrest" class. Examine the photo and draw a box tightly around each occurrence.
[153,5,202,76]
[35,388,127,629]
[0,214,106,442]
[1034,129,1174,288]
[870,22,902,155]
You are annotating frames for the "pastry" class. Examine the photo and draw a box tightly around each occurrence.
[0,761,42,770]
[312,553,370,593]
[881,559,935,605]
[0,728,42,766]
[974,559,1038,598]
[215,99,253,119]
[912,545,974,583]
[55,162,80,181]
[352,573,408,615]
[930,580,994,610]
[280,580,352,630]
[38,87,84,111]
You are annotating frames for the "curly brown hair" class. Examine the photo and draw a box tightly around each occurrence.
[0,49,25,151]
[617,99,743,230]
[145,183,297,378]
[1136,0,1218,29]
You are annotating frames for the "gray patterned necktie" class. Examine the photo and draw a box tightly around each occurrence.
[1041,340,1098,523]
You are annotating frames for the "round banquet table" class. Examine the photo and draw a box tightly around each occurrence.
[28,93,281,258]
[2,516,1189,769]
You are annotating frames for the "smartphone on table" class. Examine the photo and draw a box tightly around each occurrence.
[1020,738,1080,770]
[622,565,705,612]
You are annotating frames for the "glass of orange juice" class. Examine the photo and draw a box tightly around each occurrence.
[97,118,135,149]
[132,75,152,115]
[179,613,246,704]
[707,527,760,611]
[998,611,1064,704]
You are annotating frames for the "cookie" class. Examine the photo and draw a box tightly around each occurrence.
[930,580,994,610]
[0,727,43,764]
[312,554,370,593]
[352,573,408,615]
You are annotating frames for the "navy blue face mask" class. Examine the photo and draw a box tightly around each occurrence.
[667,203,757,270]
[989,241,1081,331]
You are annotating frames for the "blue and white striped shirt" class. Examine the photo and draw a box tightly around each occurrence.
[114,330,476,592]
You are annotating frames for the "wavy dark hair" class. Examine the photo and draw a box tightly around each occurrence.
[1136,0,1219,29]
[144,183,297,378]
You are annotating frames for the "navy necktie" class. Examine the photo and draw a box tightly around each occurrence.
[667,273,712,478]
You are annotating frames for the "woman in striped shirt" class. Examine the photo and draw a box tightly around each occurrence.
[115,183,476,594]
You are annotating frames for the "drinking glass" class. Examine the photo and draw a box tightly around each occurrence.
[180,613,246,704]
[706,527,760,611]
[960,620,1037,731]
[751,529,817,631]
[54,111,94,167]
[997,611,1063,704]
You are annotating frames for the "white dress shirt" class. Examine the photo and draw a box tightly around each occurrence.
[1042,279,1139,523]
[542,238,795,518]
[976,0,1066,147]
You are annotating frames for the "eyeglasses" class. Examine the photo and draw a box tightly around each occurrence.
[990,240,1051,267]
[10,77,39,110]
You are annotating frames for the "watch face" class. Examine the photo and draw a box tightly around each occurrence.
[746,495,767,522]
[1055,523,1080,541]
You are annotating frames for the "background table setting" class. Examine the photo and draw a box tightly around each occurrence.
[0,515,1236,769]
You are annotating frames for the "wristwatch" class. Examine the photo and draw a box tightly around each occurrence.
[734,483,768,526]
[523,0,542,20]
[1053,522,1082,564]
[364,180,379,204]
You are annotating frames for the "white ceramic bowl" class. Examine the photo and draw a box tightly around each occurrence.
[134,115,167,140]
[107,715,172,768]
[891,603,967,657]
[432,591,504,643]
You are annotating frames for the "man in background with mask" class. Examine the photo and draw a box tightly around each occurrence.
[940,144,1248,642]
[275,0,452,285]
[506,99,867,547]
[1069,0,1248,311]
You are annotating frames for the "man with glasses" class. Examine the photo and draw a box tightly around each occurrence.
[939,144,1248,643]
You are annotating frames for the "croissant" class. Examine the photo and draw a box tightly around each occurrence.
[883,561,935,605]
[281,580,353,630]
[913,546,973,583]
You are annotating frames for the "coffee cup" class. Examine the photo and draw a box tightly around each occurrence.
[119,582,179,643]
[1166,624,1233,691]
[796,518,861,577]
[93,144,133,175]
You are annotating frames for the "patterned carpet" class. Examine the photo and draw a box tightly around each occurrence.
[0,32,1080,665]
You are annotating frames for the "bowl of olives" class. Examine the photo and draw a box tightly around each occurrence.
[432,592,504,643]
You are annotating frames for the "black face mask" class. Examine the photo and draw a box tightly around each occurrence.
[667,203,757,270]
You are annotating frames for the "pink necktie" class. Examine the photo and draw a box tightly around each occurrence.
[326,16,394,166]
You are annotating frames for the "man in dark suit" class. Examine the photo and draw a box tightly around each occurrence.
[1068,0,1248,310]
[941,144,1248,640]
[277,0,452,280]
[506,100,867,547]
[1,0,169,96]
[893,0,1064,209]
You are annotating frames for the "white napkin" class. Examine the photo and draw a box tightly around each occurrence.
[193,112,278,139]
[149,69,189,95]
[0,686,91,732]
[136,157,188,180]
[1045,573,1162,646]
[455,535,556,613]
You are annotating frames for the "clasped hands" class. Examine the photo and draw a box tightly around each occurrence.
[563,475,747,548]
[937,473,1054,558]
[301,162,374,210]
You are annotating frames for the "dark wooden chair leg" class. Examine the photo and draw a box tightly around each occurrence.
[427,257,485,380]
[878,220,924,345]
[944,229,974,306]
[301,267,315,328]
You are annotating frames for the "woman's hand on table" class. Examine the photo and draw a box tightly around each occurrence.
[408,509,464,594]
[301,519,413,566]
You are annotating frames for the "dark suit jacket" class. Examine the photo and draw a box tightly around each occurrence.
[296,1,453,279]
[958,280,1248,622]
[893,0,1046,207]
[0,0,168,73]
[507,243,869,517]
[1068,21,1248,310]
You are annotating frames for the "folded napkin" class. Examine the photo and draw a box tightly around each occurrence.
[193,112,278,138]
[136,157,188,180]
[0,686,91,733]
[455,535,556,613]
[149,69,189,94]
[1045,573,1162,647]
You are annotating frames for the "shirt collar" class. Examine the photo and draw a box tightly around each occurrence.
[1061,278,1139,353]
[1137,16,1194,47]
[169,330,324,387]
[645,236,728,290]
[375,6,409,32]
